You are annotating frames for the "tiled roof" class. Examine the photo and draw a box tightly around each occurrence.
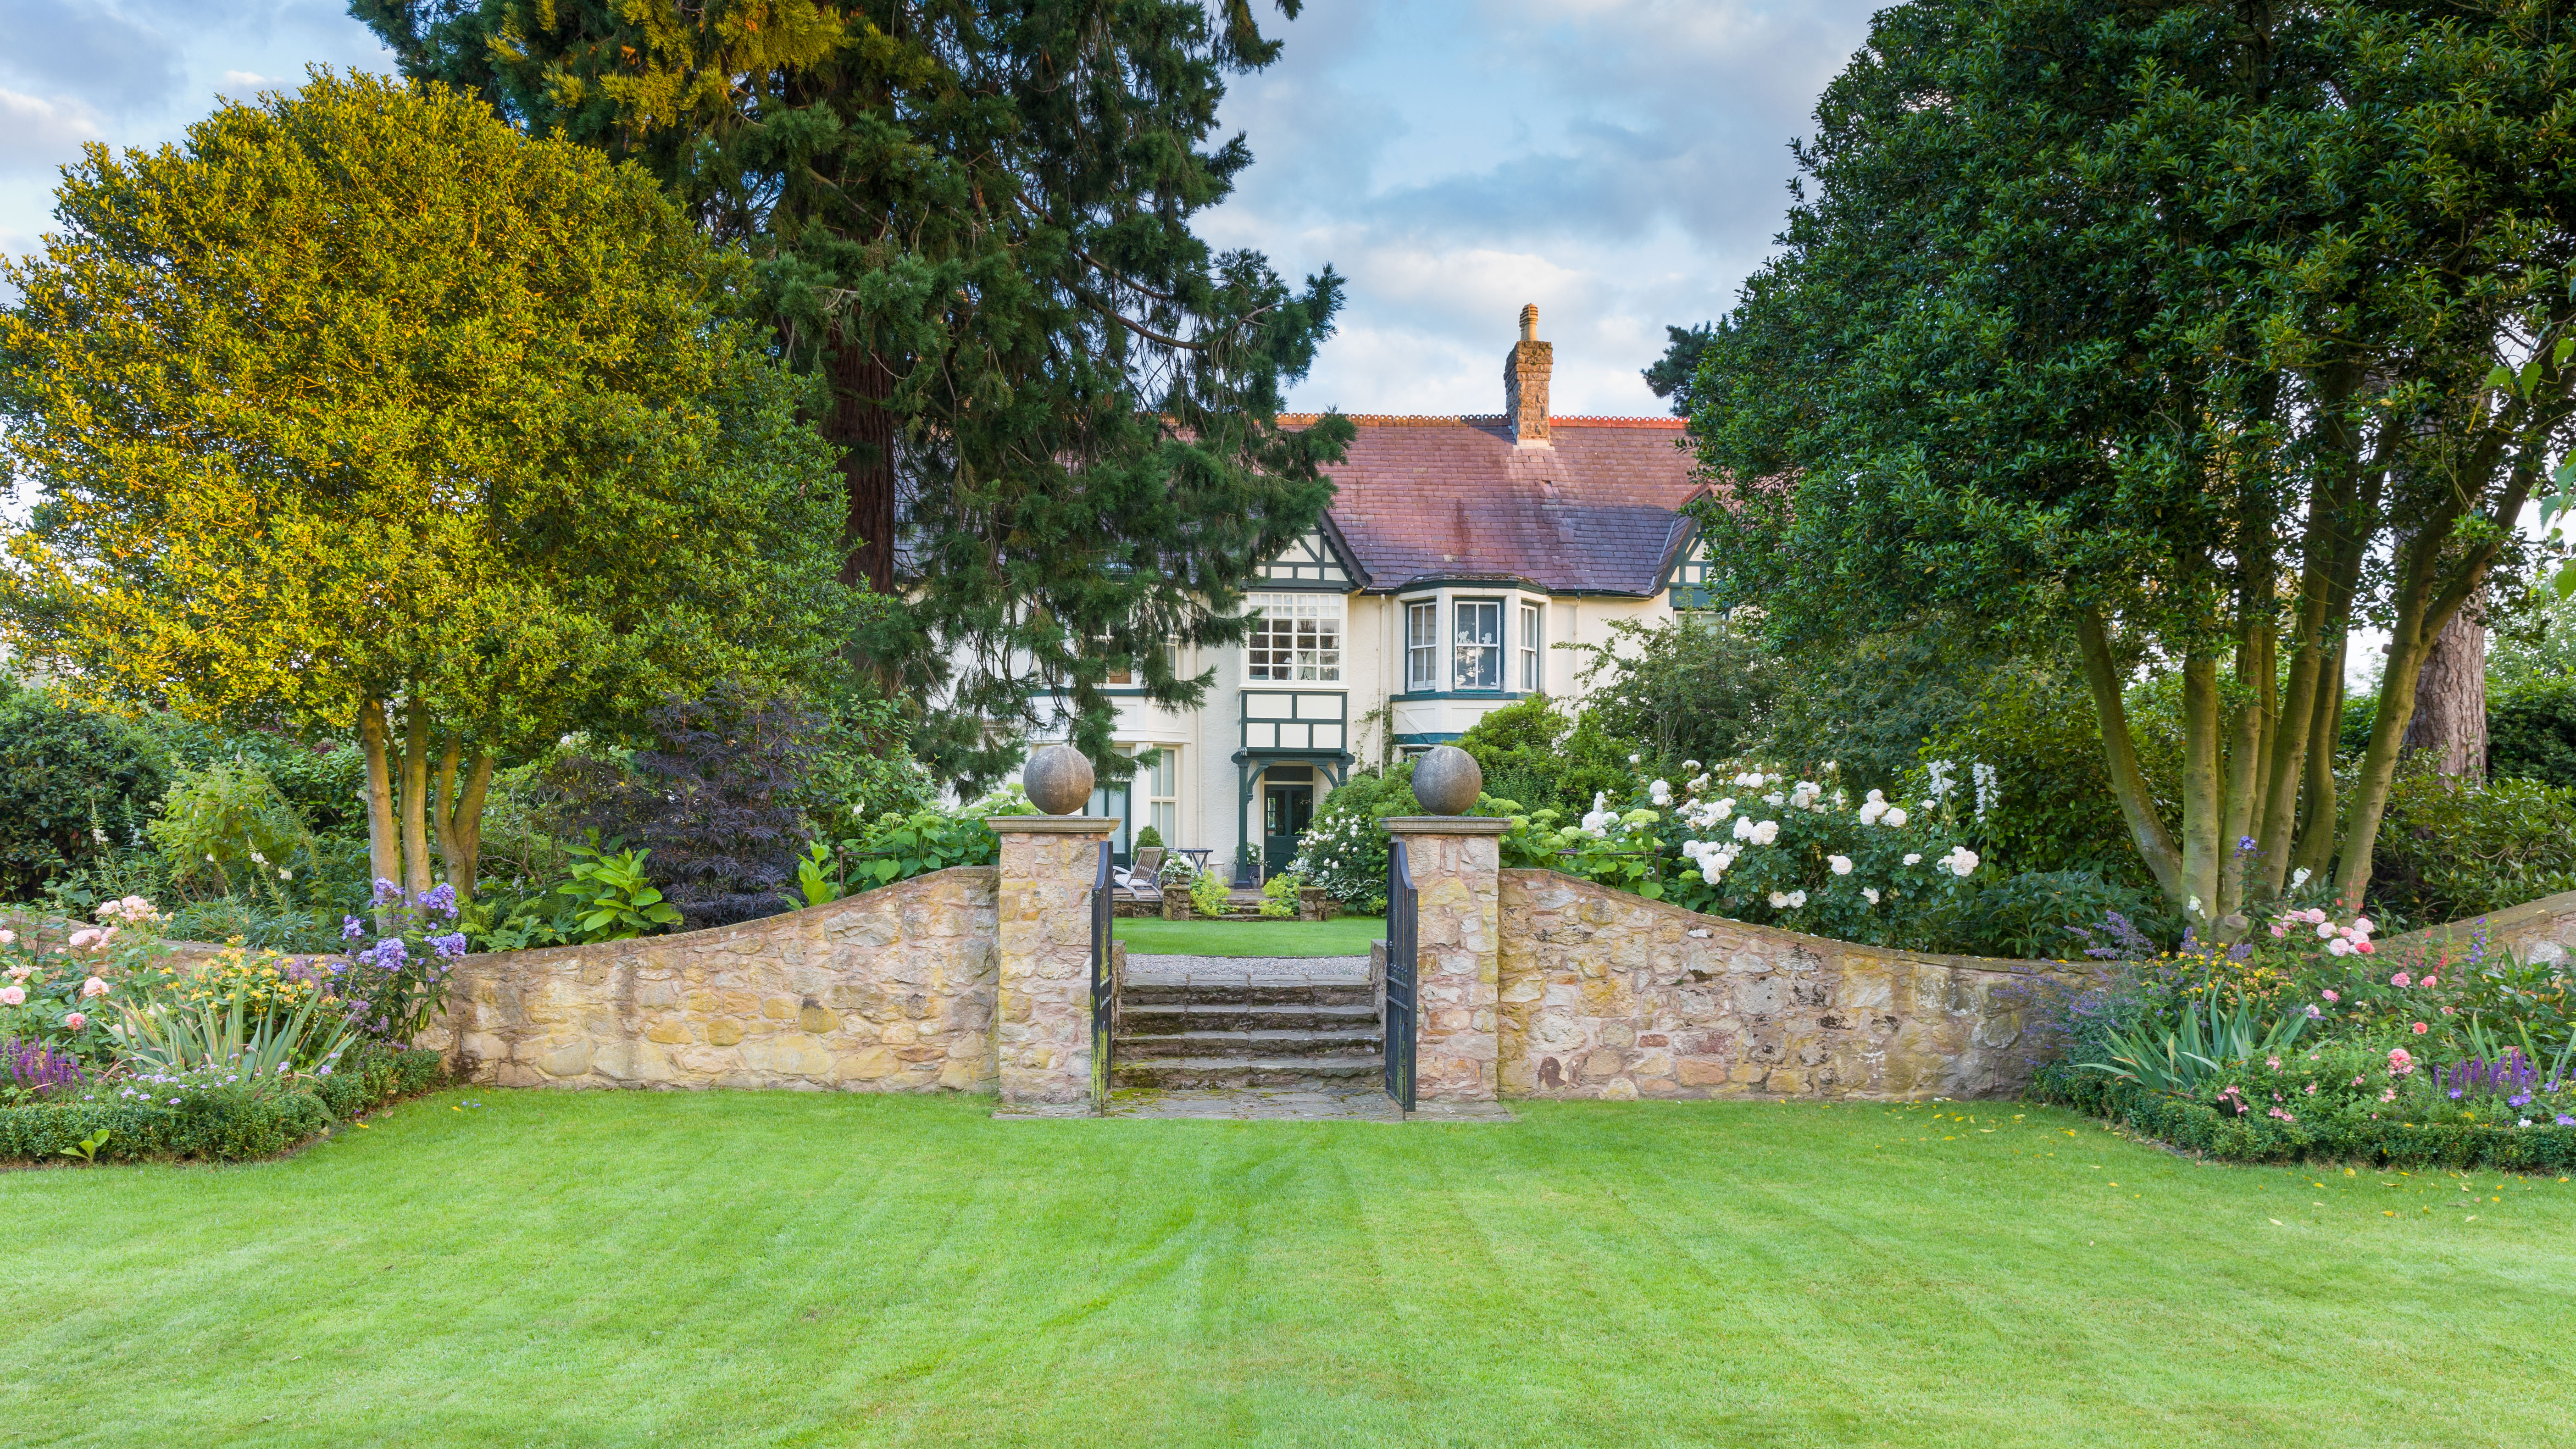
[1278,414,1708,596]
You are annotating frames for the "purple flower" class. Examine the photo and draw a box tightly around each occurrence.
[2559,1116,2576,1127]
[428,932,467,960]
[371,878,405,908]
[419,883,459,919]
[342,915,366,942]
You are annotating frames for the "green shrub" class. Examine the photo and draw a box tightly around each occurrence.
[1259,872,1301,918]
[2490,678,2576,789]
[0,681,168,900]
[0,1044,440,1164]
[2368,762,2576,923]
[1133,824,1164,851]
[1926,665,2177,887]
[2032,1067,2576,1171]
[1455,696,1631,816]
[1189,866,1231,916]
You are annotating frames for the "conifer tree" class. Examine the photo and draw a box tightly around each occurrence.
[355,0,1355,787]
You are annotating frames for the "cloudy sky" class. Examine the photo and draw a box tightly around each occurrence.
[0,0,1880,417]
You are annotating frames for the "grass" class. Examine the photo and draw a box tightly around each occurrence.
[6,1094,2575,1447]
[1113,913,1385,957]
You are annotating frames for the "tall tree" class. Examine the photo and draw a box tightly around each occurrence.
[354,0,1355,788]
[1681,0,2574,925]
[0,70,858,900]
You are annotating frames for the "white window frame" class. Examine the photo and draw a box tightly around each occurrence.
[1244,593,1344,683]
[1453,598,1503,692]
[1143,747,1179,845]
[1517,601,1542,693]
[1405,600,1439,691]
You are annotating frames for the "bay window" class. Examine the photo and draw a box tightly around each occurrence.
[1453,600,1502,691]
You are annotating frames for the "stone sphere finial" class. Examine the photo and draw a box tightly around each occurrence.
[1022,744,1095,816]
[1411,745,1482,816]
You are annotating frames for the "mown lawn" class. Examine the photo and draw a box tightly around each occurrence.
[1113,913,1384,957]
[6,1093,2573,1448]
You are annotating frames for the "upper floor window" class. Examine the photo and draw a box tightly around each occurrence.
[1518,602,1542,693]
[1405,602,1438,690]
[1246,593,1342,682]
[1454,600,1502,691]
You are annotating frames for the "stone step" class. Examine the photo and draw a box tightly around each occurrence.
[1119,1002,1380,1033]
[1114,1027,1384,1061]
[1121,983,1375,1009]
[1111,1055,1385,1090]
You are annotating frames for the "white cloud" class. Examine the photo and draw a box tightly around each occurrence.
[220,70,275,89]
[0,89,103,173]
[1216,0,1880,416]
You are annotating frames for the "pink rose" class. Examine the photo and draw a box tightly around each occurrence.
[2317,922,2338,939]
[2352,916,2374,935]
[0,986,21,1006]
[80,977,108,999]
[2321,989,2339,1003]
[2271,923,2288,938]
[2416,973,2431,987]
[2355,941,2375,955]
[2388,1047,2414,1075]
[0,928,14,944]
[2411,1021,2429,1035]
[67,929,101,950]
[2441,1005,2455,1016]
[62,1011,85,1030]
[2391,972,2410,988]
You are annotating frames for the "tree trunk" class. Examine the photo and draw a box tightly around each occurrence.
[359,697,400,927]
[400,702,434,901]
[829,327,899,595]
[2399,581,2487,782]
[2073,607,2184,901]
[433,737,496,901]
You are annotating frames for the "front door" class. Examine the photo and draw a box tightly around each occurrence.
[1263,782,1314,878]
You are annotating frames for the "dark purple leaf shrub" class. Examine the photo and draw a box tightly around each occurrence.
[556,681,824,930]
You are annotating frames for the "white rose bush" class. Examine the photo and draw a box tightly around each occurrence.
[1491,759,2007,949]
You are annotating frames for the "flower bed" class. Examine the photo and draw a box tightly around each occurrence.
[3,886,456,1164]
[2031,1066,2576,1172]
[2034,902,2576,1167]
[1,1042,443,1164]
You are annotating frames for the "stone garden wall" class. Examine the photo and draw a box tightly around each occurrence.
[420,866,1002,1092]
[1496,869,2077,1101]
[2382,888,2576,965]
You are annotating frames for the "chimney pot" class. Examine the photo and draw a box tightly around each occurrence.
[1504,303,1551,446]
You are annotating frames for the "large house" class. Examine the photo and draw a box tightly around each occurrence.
[1074,306,1709,883]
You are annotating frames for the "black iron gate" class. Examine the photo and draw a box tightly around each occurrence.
[1383,839,1418,1110]
[1090,839,1114,1109]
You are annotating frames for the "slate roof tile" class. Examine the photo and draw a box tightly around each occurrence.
[1280,413,1708,596]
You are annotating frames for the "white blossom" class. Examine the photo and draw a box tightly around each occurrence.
[2291,867,2312,888]
[1786,890,1807,908]
[1763,792,1786,807]
[1882,807,1909,828]
[1768,891,1789,909]
[1939,846,1979,877]
[1750,819,1779,845]
[1828,855,1853,876]
[1862,887,1881,905]
[1903,852,1923,866]
[1648,779,1673,806]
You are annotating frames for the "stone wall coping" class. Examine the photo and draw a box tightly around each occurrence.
[450,864,999,971]
[1383,816,1514,836]
[1500,867,2087,981]
[2378,887,2576,952]
[983,816,1121,835]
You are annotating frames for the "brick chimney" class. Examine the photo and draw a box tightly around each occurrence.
[1503,303,1551,446]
